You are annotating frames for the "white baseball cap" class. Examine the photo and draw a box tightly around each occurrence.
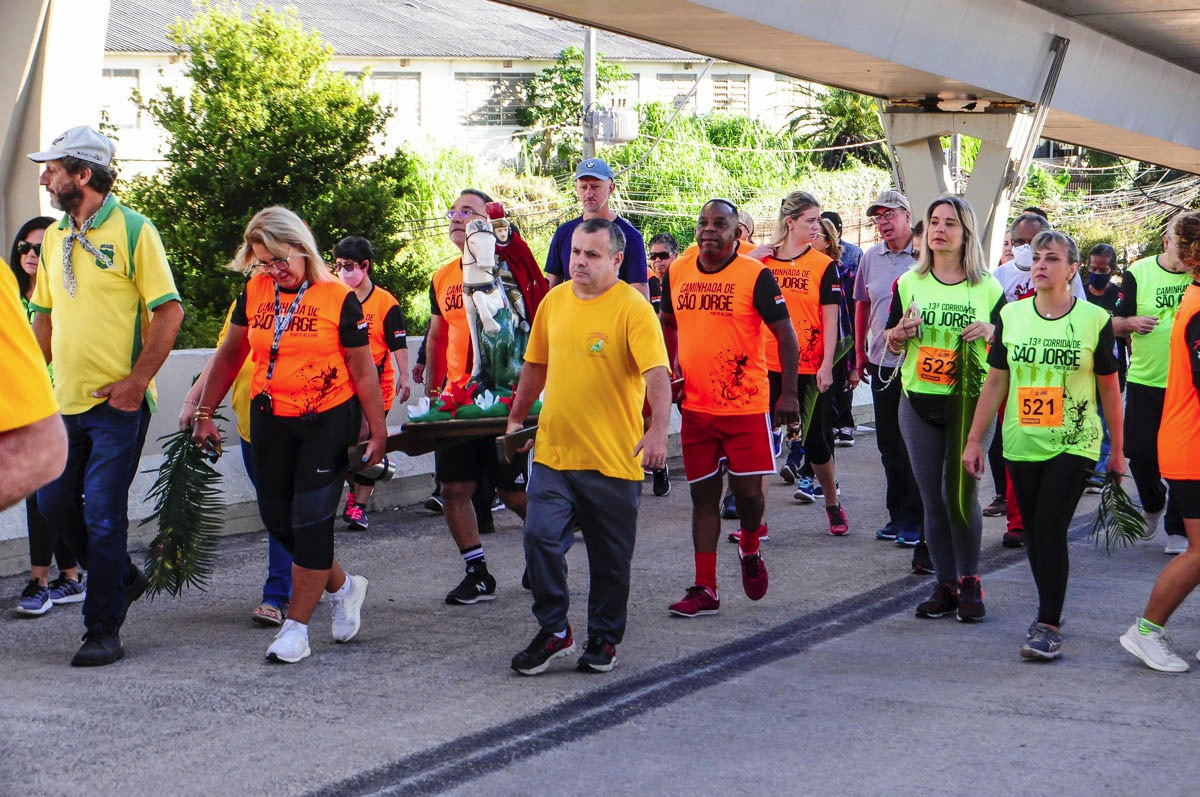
[28,126,115,168]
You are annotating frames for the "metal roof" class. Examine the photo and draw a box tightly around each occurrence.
[105,0,701,60]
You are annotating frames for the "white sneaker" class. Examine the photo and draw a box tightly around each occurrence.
[267,620,311,663]
[1142,509,1164,540]
[1165,535,1189,555]
[330,574,368,643]
[1120,621,1189,673]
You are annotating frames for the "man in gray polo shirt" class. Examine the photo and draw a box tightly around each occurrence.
[851,190,928,571]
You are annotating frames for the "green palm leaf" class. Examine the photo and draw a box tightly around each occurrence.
[1090,469,1148,554]
[799,336,855,442]
[139,419,226,597]
[945,334,987,530]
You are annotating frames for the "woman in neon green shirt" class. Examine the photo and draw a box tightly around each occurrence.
[964,230,1125,661]
[884,196,1004,623]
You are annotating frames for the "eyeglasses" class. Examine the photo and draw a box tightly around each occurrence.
[869,209,901,224]
[648,251,673,261]
[334,260,366,272]
[251,253,300,272]
[16,241,41,256]
[446,209,485,221]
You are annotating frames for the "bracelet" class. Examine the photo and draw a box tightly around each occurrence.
[885,330,904,355]
[183,399,198,406]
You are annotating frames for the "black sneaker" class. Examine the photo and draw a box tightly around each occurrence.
[424,493,444,513]
[577,636,618,673]
[915,580,958,618]
[834,428,854,447]
[121,567,149,622]
[721,493,738,520]
[956,575,986,622]
[445,563,497,604]
[652,466,671,497]
[70,631,124,667]
[1020,623,1062,660]
[511,626,575,675]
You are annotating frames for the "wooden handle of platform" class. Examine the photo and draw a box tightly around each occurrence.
[496,425,538,463]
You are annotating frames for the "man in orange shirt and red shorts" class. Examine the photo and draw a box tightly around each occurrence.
[660,199,799,616]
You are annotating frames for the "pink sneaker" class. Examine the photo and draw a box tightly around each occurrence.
[345,503,368,531]
[342,493,357,522]
[668,585,720,617]
[826,504,849,536]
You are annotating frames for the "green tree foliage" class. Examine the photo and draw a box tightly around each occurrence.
[124,4,420,347]
[783,87,889,170]
[518,46,631,173]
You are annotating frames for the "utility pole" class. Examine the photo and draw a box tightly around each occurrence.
[582,27,596,158]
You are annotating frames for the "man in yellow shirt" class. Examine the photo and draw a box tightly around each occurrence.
[506,218,671,675]
[0,263,65,511]
[28,126,184,667]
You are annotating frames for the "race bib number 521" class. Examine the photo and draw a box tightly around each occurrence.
[1018,386,1063,427]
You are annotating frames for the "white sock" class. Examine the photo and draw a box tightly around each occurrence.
[281,618,308,636]
[330,576,353,601]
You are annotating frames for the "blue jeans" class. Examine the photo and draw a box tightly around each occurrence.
[240,440,292,608]
[37,401,150,635]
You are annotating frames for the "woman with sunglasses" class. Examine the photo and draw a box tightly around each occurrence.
[884,196,1004,622]
[192,206,386,663]
[333,236,409,531]
[10,216,87,616]
[964,231,1123,660]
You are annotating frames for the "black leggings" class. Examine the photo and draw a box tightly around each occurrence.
[1007,453,1091,626]
[769,372,834,465]
[1124,381,1183,535]
[250,399,358,570]
[26,491,77,571]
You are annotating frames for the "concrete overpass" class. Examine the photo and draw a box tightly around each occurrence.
[4,1,1200,252]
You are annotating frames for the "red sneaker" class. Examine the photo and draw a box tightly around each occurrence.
[668,585,720,617]
[342,493,357,522]
[727,524,770,544]
[345,503,368,531]
[739,550,769,601]
[826,504,849,536]
[1002,528,1024,548]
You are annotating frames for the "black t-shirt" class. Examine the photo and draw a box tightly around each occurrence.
[648,274,662,314]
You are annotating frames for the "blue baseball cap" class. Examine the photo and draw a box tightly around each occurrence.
[574,158,614,181]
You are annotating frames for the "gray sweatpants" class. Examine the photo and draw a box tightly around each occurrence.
[523,463,641,644]
[898,396,994,583]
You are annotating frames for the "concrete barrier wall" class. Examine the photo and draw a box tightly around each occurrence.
[0,339,874,577]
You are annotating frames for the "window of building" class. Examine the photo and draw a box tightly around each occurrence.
[711,74,750,114]
[346,71,422,130]
[455,72,533,126]
[657,74,698,112]
[603,76,640,108]
[101,68,141,129]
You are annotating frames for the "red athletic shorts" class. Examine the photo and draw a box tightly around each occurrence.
[681,409,775,483]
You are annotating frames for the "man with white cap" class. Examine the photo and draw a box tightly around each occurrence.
[544,158,649,300]
[28,125,184,666]
[852,189,931,573]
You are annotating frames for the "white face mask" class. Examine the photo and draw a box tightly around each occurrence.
[1012,244,1034,268]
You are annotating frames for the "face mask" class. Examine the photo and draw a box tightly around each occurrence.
[340,268,365,288]
[1088,271,1111,290]
[1012,244,1033,269]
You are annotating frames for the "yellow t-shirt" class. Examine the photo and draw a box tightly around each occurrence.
[525,281,669,481]
[217,302,255,443]
[0,262,58,432]
[29,196,180,415]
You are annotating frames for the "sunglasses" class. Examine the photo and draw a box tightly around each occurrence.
[16,241,41,256]
[648,251,673,261]
[335,260,366,272]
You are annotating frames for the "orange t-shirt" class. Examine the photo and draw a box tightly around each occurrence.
[662,249,790,415]
[235,274,366,417]
[681,239,757,259]
[358,284,406,410]
[1159,281,1200,480]
[763,248,841,374]
[429,257,470,389]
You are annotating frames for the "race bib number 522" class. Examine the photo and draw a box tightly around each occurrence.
[916,346,955,386]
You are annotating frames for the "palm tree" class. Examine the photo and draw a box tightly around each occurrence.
[783,86,889,170]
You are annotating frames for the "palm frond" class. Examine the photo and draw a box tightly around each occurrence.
[139,419,226,597]
[1090,469,1148,554]
[799,336,855,440]
[945,334,987,530]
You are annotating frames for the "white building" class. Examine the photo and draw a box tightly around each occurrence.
[104,0,814,175]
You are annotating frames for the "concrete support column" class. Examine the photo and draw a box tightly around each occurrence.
[0,0,110,245]
[881,107,1041,266]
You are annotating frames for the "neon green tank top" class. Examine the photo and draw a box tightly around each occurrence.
[895,270,1004,397]
[998,297,1110,462]
[1125,255,1191,388]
